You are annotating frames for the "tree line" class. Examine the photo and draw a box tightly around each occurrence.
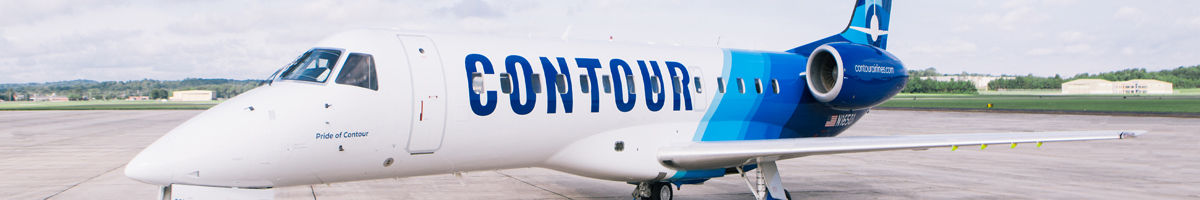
[987,65,1200,90]
[0,78,261,101]
[901,76,978,94]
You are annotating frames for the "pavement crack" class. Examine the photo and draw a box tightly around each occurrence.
[310,185,318,200]
[494,171,573,200]
[43,163,127,200]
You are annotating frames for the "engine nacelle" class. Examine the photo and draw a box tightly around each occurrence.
[806,43,908,110]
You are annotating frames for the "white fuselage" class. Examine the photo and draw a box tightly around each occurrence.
[126,29,737,188]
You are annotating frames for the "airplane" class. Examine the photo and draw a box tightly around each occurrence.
[124,0,1146,199]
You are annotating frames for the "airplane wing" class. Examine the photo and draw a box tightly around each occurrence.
[657,130,1145,170]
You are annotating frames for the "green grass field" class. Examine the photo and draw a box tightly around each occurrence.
[881,94,1200,113]
[1178,88,1200,94]
[0,100,220,110]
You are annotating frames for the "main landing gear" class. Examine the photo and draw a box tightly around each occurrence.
[735,161,792,200]
[632,160,793,200]
[631,181,673,200]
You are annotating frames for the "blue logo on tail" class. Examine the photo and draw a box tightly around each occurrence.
[786,0,892,55]
[841,0,891,49]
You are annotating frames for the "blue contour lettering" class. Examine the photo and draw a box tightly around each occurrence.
[666,61,692,111]
[506,55,536,115]
[609,59,636,112]
[576,58,603,113]
[465,54,497,116]
[540,57,573,113]
[637,60,666,112]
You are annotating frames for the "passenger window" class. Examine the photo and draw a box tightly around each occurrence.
[602,75,612,94]
[672,76,682,93]
[717,77,725,93]
[754,78,763,94]
[694,77,703,93]
[651,76,661,94]
[471,73,484,94]
[736,78,745,94]
[626,75,636,94]
[556,74,568,94]
[771,79,780,94]
[579,74,590,93]
[531,73,542,94]
[281,49,342,83]
[335,53,379,90]
[500,73,512,94]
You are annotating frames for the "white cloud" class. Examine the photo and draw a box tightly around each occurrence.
[1026,47,1055,56]
[978,13,1001,24]
[167,14,258,36]
[438,0,506,19]
[1121,47,1137,55]
[1062,44,1091,53]
[1000,7,1048,25]
[1024,44,1091,56]
[949,25,971,32]
[0,0,122,26]
[1042,0,1077,7]
[458,17,507,33]
[1001,0,1037,9]
[976,6,1051,29]
[1114,6,1143,19]
[1056,31,1084,41]
[908,39,978,54]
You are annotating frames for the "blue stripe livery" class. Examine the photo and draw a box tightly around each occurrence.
[674,0,892,182]
[693,50,864,142]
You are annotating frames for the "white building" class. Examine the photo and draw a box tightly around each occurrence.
[1061,79,1173,94]
[922,75,1015,91]
[169,90,215,101]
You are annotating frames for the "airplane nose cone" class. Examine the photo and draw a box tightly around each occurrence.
[126,137,176,185]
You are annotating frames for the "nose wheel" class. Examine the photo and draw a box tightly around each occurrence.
[632,182,672,200]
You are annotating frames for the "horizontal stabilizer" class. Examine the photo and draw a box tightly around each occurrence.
[658,130,1145,170]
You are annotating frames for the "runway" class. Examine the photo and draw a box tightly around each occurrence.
[1,110,1196,199]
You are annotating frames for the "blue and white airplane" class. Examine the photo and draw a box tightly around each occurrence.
[125,1,1144,199]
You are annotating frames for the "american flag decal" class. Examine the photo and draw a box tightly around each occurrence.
[824,115,839,127]
[825,113,857,127]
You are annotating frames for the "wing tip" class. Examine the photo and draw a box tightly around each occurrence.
[1119,130,1148,139]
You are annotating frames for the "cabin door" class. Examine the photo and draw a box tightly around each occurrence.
[398,35,447,154]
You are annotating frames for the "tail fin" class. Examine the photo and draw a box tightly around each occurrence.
[787,0,892,54]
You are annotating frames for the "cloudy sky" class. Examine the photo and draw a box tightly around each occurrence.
[1,0,1197,83]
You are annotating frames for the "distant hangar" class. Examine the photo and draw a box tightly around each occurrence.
[1061,79,1173,94]
[169,90,215,101]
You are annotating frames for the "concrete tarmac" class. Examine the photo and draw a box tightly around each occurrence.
[1,110,1196,199]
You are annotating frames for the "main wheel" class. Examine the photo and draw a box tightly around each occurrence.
[648,182,672,200]
[765,189,792,200]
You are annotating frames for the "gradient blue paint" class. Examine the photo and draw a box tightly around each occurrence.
[671,0,895,182]
[693,49,813,142]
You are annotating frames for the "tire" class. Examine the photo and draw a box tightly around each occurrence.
[766,189,792,200]
[649,182,672,200]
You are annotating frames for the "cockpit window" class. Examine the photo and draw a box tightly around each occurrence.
[336,53,378,90]
[281,49,342,83]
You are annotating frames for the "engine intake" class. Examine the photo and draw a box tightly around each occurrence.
[806,43,908,110]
